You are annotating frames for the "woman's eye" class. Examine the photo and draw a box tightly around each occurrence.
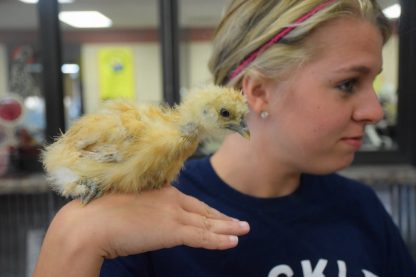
[337,79,357,93]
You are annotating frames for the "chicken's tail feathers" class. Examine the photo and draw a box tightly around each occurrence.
[39,143,55,172]
[45,167,82,198]
[45,167,104,204]
[39,129,65,157]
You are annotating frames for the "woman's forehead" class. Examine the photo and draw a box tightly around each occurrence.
[304,17,383,71]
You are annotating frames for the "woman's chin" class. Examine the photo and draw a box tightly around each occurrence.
[303,154,355,175]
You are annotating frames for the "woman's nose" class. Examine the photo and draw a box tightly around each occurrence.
[352,88,384,124]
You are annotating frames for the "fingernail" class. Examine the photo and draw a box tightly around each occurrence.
[229,236,239,243]
[239,221,250,230]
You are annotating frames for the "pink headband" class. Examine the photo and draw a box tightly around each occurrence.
[228,0,337,82]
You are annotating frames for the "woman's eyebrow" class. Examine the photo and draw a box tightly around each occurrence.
[333,65,383,75]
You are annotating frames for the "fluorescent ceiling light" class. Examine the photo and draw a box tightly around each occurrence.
[59,11,112,28]
[19,0,74,3]
[383,4,401,19]
[61,64,79,74]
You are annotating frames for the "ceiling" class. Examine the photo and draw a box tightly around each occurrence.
[0,0,399,30]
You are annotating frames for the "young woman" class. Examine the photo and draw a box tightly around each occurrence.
[35,0,416,276]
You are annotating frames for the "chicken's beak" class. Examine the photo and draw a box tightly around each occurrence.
[226,121,250,139]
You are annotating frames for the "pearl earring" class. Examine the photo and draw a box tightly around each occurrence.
[260,111,269,119]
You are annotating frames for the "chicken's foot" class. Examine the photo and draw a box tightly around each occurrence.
[79,179,101,205]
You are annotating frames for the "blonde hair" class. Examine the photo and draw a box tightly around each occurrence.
[208,0,392,88]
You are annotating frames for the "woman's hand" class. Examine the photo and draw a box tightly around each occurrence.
[34,186,250,277]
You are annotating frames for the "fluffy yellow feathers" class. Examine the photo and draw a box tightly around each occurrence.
[41,86,249,204]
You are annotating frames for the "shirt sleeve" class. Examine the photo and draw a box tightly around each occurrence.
[371,190,416,276]
[381,208,416,275]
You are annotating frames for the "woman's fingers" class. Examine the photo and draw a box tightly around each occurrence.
[179,189,234,221]
[154,187,250,250]
[174,192,250,250]
[179,212,250,236]
[178,226,241,250]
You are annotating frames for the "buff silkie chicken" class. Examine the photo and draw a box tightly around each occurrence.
[41,86,249,204]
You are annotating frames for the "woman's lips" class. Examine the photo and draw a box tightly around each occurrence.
[341,136,363,149]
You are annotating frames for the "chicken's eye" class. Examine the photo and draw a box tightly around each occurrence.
[220,108,230,118]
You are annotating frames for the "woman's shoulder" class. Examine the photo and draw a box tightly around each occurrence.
[313,172,374,194]
[178,156,213,182]
[173,156,219,194]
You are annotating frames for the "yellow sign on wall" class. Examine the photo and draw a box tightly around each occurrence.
[98,47,135,100]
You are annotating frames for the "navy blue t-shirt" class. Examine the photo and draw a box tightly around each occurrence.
[101,157,416,276]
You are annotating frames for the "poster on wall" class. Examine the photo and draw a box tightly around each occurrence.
[98,47,136,100]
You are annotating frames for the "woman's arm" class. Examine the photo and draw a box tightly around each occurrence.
[33,186,250,277]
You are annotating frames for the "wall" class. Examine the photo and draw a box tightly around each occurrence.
[81,42,162,113]
[187,42,213,88]
[382,35,398,89]
[80,40,216,112]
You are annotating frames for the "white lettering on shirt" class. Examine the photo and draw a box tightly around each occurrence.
[267,260,377,277]
[301,259,327,277]
[268,265,294,277]
[337,260,347,277]
[362,269,379,277]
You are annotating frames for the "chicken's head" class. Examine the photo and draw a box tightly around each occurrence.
[180,86,250,139]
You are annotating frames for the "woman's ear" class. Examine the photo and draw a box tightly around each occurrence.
[241,75,270,114]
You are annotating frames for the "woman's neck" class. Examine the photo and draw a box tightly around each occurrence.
[210,134,301,198]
